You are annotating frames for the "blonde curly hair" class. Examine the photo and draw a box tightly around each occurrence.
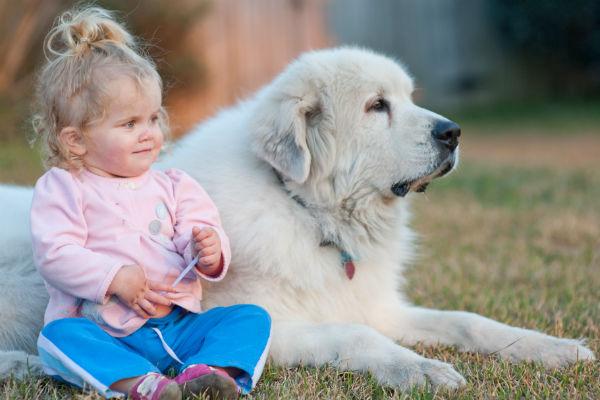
[31,5,169,170]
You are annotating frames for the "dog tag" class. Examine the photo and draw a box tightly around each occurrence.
[340,250,356,280]
[344,260,355,280]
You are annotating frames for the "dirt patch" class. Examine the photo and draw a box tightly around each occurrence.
[462,134,600,169]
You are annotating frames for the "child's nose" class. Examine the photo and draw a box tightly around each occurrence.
[138,126,152,141]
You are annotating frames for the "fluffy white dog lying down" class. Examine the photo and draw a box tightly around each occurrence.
[0,47,594,389]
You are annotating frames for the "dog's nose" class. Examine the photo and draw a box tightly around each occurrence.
[431,120,461,151]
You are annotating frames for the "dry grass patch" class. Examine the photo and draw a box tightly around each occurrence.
[462,134,600,170]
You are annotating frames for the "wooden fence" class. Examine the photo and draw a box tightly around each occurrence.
[168,0,332,135]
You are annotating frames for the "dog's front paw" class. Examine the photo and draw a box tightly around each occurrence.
[383,357,466,391]
[418,358,467,389]
[496,335,595,368]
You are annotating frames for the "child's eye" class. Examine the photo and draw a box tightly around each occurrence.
[124,120,135,129]
[151,115,159,124]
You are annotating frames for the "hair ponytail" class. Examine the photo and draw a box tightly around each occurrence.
[44,7,135,59]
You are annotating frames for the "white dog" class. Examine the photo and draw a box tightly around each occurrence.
[0,47,594,389]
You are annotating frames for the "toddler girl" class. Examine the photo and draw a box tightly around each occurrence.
[29,6,271,400]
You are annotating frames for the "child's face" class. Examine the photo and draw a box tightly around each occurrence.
[82,76,163,178]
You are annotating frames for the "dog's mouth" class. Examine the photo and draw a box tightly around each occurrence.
[390,154,456,197]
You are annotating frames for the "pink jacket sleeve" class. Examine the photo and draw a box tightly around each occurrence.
[30,168,123,304]
[166,169,231,281]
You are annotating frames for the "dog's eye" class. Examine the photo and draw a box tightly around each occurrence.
[368,98,389,113]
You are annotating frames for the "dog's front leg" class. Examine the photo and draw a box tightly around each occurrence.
[270,320,465,390]
[387,307,595,368]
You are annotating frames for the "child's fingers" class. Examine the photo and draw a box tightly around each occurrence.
[197,241,220,257]
[194,241,217,254]
[200,254,220,266]
[192,227,209,244]
[199,249,217,258]
[199,245,221,257]
[195,228,214,241]
[145,290,172,306]
[199,238,216,248]
[137,298,157,316]
[131,302,151,319]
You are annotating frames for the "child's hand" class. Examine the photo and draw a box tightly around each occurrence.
[108,264,176,318]
[192,226,222,276]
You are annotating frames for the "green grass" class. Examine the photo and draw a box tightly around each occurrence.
[1,140,599,398]
[431,163,600,211]
[0,138,42,185]
[406,161,599,399]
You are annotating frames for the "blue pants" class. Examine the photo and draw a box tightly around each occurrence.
[37,305,271,398]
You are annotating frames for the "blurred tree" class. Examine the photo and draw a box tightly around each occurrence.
[0,0,210,140]
[0,0,66,95]
[490,0,600,96]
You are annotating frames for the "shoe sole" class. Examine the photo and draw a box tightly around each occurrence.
[180,373,238,399]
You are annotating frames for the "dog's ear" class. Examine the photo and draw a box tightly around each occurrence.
[251,93,318,184]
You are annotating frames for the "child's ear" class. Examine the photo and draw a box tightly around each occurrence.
[59,127,86,156]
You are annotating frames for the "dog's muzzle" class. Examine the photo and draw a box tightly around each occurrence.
[391,119,461,197]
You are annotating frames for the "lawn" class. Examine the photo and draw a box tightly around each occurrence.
[0,108,598,398]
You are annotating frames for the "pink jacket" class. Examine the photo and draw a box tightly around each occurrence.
[30,167,231,337]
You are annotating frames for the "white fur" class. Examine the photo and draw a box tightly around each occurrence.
[0,47,594,389]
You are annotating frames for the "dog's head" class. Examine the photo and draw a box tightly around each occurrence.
[251,47,460,205]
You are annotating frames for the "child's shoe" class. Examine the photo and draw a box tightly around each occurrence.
[129,373,182,400]
[175,364,239,399]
